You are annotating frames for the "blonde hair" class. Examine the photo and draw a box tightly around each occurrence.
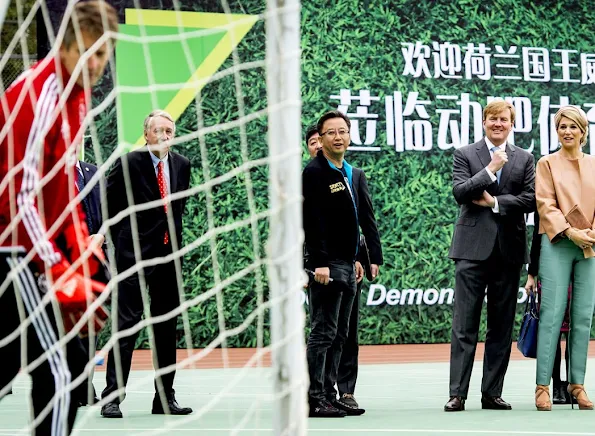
[483,100,516,124]
[144,110,176,134]
[554,105,589,147]
[62,1,118,49]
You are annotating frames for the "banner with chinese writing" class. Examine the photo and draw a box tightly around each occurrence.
[52,0,595,347]
[299,1,595,345]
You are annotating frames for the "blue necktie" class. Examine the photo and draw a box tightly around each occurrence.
[491,146,502,184]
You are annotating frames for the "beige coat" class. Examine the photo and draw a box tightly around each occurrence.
[536,151,595,258]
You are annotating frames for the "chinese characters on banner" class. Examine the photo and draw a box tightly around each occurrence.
[331,42,595,155]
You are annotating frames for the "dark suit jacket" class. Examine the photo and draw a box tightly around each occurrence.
[448,139,535,264]
[351,168,383,266]
[79,161,102,235]
[106,147,191,272]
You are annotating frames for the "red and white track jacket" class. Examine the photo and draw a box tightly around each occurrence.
[0,57,89,267]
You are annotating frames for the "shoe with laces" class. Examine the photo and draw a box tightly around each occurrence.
[334,393,365,416]
[309,398,347,418]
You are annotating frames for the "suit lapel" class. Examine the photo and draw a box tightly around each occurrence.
[167,152,178,194]
[497,143,517,192]
[474,139,499,194]
[475,139,491,169]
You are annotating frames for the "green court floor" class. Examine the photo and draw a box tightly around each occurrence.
[2,359,595,435]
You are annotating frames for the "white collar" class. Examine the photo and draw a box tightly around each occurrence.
[150,150,169,167]
[485,137,506,152]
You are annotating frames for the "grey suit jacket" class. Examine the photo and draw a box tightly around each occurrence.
[448,138,535,264]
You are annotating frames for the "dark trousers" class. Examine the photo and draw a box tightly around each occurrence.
[102,262,180,404]
[71,335,98,405]
[337,278,362,396]
[306,260,356,402]
[0,252,82,435]
[449,247,522,398]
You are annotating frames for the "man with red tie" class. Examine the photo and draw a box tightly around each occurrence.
[101,110,192,418]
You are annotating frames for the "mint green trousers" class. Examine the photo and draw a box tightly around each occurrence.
[536,235,595,385]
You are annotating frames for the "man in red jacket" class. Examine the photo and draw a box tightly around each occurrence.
[0,2,118,434]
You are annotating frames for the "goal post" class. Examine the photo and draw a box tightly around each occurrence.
[265,0,308,434]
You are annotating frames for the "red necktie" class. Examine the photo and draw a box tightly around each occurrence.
[157,161,169,244]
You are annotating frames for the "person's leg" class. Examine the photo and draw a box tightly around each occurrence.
[567,257,595,385]
[324,262,356,402]
[536,237,574,386]
[449,259,488,399]
[0,256,23,400]
[102,275,143,404]
[551,332,567,404]
[552,336,562,384]
[306,280,343,403]
[147,263,180,404]
[564,332,570,380]
[337,278,361,397]
[70,334,98,406]
[481,256,521,398]
[11,257,77,434]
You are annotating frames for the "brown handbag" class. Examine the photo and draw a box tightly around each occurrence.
[565,205,595,258]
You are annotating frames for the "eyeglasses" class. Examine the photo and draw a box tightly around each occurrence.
[320,129,350,137]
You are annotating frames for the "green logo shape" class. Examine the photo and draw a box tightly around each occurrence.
[116,9,258,148]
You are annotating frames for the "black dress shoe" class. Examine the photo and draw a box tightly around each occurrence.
[101,402,123,418]
[309,398,346,418]
[481,395,512,410]
[553,381,572,405]
[152,396,193,415]
[333,394,365,416]
[444,396,465,412]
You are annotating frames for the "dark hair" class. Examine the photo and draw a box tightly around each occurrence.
[305,124,318,143]
[316,110,351,134]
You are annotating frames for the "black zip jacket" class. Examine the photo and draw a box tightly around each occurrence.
[302,151,359,267]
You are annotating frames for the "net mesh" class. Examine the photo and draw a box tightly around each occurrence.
[0,0,306,434]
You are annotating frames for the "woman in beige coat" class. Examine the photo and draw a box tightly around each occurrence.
[534,105,595,411]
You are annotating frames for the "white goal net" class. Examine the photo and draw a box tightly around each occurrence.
[0,0,307,435]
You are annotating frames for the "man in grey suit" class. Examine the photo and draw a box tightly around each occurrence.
[444,100,535,412]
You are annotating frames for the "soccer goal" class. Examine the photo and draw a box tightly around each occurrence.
[0,0,306,435]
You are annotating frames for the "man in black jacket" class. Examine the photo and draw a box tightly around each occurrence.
[101,110,192,419]
[304,123,383,415]
[303,110,361,418]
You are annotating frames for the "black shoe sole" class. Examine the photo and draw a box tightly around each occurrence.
[334,402,366,416]
[152,409,193,415]
[308,412,346,418]
[481,404,512,410]
[444,406,465,412]
[101,412,123,418]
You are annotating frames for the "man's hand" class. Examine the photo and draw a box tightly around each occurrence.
[89,234,105,249]
[314,267,330,285]
[487,149,508,174]
[565,228,595,249]
[63,223,105,277]
[355,261,364,283]
[472,191,496,208]
[370,264,379,280]
[524,274,536,295]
